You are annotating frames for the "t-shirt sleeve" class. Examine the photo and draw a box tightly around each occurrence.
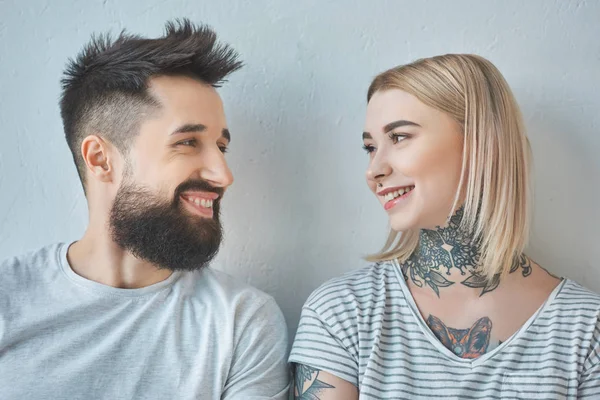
[221,297,290,400]
[289,303,359,386]
[579,361,600,398]
[578,323,600,398]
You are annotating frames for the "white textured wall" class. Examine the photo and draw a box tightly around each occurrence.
[1,0,599,337]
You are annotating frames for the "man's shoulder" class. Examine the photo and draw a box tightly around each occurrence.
[1,242,62,265]
[0,243,63,284]
[183,267,288,345]
[182,266,280,316]
[304,261,401,313]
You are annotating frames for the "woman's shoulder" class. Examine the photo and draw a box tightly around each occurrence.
[540,279,600,337]
[556,279,600,309]
[303,261,403,312]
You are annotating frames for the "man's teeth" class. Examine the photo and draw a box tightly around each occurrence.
[190,198,213,208]
[383,186,415,202]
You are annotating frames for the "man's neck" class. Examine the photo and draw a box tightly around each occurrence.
[401,208,532,297]
[67,225,173,289]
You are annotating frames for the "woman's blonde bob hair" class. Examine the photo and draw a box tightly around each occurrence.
[366,54,532,281]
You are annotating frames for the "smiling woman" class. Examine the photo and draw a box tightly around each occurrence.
[289,54,600,399]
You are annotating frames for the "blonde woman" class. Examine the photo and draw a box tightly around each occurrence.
[289,54,600,399]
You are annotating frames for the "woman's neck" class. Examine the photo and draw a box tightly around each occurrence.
[401,207,532,297]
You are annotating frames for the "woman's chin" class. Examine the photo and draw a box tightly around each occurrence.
[389,216,418,233]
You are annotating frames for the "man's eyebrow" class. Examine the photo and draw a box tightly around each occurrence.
[170,124,207,135]
[170,124,230,142]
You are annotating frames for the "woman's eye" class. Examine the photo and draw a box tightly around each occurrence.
[218,146,228,154]
[388,133,408,144]
[363,144,375,154]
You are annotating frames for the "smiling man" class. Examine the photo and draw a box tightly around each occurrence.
[0,20,289,399]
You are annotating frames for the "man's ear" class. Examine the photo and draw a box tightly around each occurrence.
[81,135,115,184]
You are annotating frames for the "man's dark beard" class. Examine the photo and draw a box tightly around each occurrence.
[109,179,224,272]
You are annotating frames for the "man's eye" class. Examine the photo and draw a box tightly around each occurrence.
[177,139,197,147]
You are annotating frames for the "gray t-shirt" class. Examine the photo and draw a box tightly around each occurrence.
[0,243,290,400]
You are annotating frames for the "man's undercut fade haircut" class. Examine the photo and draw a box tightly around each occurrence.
[60,18,243,190]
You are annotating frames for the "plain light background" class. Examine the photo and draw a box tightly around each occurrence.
[1,0,599,339]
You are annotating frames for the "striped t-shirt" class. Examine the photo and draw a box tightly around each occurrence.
[290,260,600,399]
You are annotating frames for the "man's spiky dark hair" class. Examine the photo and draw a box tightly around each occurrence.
[60,19,243,189]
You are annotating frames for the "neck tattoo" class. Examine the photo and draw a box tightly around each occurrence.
[400,207,532,297]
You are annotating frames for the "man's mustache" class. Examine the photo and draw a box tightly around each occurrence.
[174,180,224,198]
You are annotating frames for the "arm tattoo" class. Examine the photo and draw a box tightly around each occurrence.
[427,314,493,358]
[401,207,533,297]
[294,364,335,399]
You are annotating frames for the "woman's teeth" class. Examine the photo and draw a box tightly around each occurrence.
[383,186,415,202]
